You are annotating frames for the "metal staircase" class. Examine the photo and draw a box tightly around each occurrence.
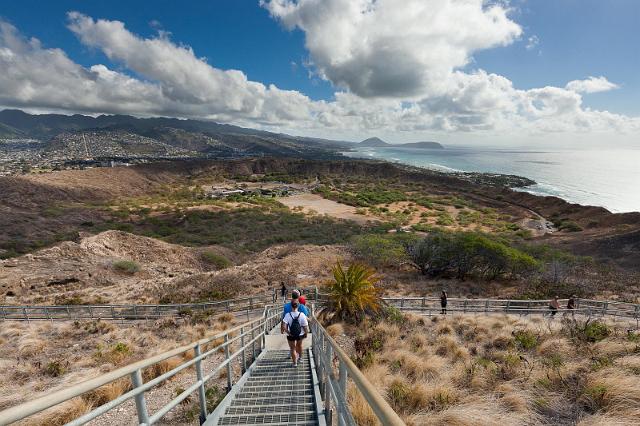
[206,350,322,426]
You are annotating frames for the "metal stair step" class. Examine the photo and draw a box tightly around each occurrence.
[240,384,312,392]
[235,389,314,399]
[225,403,315,415]
[217,411,317,425]
[229,395,314,406]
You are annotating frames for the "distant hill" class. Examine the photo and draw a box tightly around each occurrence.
[0,109,352,159]
[358,137,443,149]
[0,122,24,139]
[398,141,444,149]
[359,137,389,147]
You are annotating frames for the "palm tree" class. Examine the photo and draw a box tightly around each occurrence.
[327,261,382,323]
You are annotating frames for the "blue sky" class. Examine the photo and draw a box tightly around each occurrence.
[0,0,638,142]
[0,0,334,100]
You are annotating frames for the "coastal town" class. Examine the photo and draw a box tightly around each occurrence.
[0,132,197,176]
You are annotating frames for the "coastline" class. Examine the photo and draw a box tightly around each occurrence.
[342,146,640,214]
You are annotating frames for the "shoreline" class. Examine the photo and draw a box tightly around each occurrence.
[342,147,639,214]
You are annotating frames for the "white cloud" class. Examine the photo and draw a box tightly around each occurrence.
[566,76,619,94]
[0,6,638,141]
[262,0,522,98]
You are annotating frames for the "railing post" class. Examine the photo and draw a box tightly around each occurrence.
[224,334,232,392]
[314,286,319,302]
[240,326,246,373]
[251,326,256,361]
[226,301,231,312]
[324,341,333,426]
[194,344,208,423]
[463,300,467,313]
[485,300,489,313]
[132,305,137,319]
[130,369,150,425]
[1,305,5,321]
[421,297,425,308]
[22,307,29,323]
[89,305,93,319]
[338,361,348,426]
[400,298,404,308]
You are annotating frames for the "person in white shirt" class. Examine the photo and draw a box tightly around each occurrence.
[281,301,309,366]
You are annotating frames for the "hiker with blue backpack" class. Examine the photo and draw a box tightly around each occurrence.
[281,298,309,366]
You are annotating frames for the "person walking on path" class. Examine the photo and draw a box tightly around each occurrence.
[548,296,560,317]
[280,282,287,302]
[440,291,448,315]
[283,289,309,317]
[566,295,576,318]
[281,301,309,366]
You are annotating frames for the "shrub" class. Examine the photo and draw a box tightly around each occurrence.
[583,321,611,343]
[112,260,140,275]
[200,251,231,269]
[326,262,382,323]
[387,378,411,410]
[405,230,539,280]
[44,361,66,377]
[514,330,538,350]
[350,233,418,267]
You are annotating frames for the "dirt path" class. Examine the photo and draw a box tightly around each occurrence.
[278,193,372,224]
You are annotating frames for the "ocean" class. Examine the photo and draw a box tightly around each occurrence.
[343,146,640,213]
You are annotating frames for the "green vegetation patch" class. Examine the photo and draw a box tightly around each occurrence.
[112,260,141,274]
[200,251,231,269]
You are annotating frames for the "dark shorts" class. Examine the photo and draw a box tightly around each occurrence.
[287,335,306,342]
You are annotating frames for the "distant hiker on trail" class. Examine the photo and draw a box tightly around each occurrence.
[566,295,577,317]
[440,290,448,315]
[283,290,309,318]
[281,300,309,366]
[280,282,287,301]
[548,296,560,317]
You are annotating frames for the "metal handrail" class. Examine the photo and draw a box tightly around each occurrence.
[310,314,405,426]
[1,287,320,322]
[0,294,275,322]
[0,306,282,425]
[381,297,639,322]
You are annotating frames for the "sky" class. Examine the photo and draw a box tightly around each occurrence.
[0,0,639,145]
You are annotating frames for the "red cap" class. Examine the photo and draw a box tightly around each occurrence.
[299,295,306,305]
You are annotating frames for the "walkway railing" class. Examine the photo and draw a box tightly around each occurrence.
[0,287,319,322]
[382,297,640,323]
[310,316,405,426]
[0,306,282,425]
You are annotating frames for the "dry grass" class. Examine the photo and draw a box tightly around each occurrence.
[0,317,238,413]
[24,397,93,426]
[346,313,640,425]
[327,322,345,338]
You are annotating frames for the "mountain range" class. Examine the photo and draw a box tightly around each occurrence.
[0,109,352,159]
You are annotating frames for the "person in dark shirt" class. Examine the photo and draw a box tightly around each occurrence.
[548,296,560,317]
[280,282,287,301]
[440,290,448,315]
[566,295,576,317]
